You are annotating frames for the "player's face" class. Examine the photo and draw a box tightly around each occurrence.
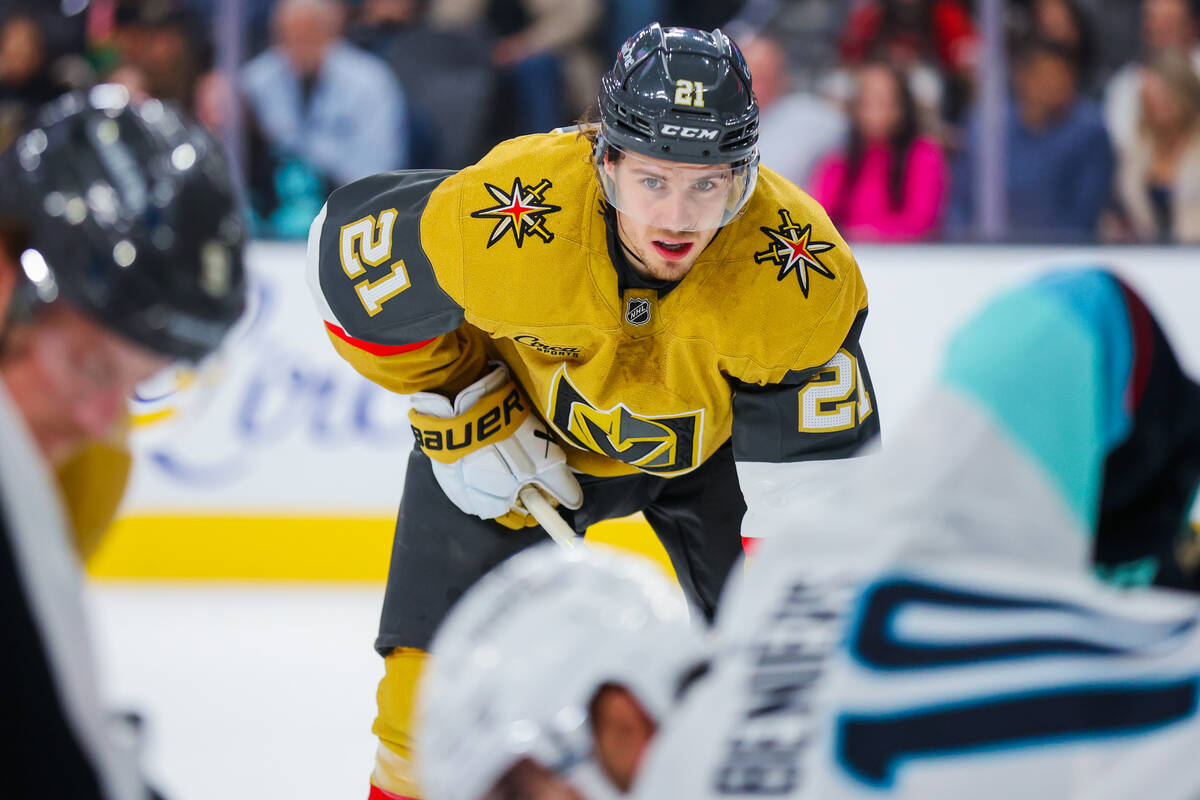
[1,303,171,465]
[607,153,728,281]
[485,758,586,800]
[590,686,655,793]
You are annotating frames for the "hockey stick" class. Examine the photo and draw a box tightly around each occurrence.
[518,485,579,549]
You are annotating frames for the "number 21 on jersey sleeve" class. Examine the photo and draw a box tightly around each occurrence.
[339,208,410,317]
[798,349,873,433]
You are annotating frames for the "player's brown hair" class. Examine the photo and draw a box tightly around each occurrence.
[575,107,624,164]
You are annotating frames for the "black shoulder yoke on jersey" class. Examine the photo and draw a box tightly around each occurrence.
[731,308,880,462]
[317,170,465,346]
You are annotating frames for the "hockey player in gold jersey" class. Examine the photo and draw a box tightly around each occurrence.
[306,23,879,800]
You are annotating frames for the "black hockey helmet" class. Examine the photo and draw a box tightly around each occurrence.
[594,23,760,231]
[0,84,246,363]
[598,23,759,165]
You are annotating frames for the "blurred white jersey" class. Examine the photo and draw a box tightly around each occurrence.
[634,269,1200,799]
[635,552,1200,799]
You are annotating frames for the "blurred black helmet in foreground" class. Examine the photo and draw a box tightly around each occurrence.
[0,84,247,363]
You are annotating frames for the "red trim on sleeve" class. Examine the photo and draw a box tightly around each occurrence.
[741,536,761,556]
[1119,283,1155,411]
[368,784,419,800]
[325,322,435,357]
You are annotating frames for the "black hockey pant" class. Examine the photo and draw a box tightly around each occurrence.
[373,440,747,654]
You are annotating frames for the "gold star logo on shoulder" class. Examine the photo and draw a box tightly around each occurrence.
[754,209,837,298]
[470,177,561,248]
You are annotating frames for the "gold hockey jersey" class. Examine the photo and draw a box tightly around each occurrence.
[308,131,877,478]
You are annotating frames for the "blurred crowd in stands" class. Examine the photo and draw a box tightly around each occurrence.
[3,0,1200,244]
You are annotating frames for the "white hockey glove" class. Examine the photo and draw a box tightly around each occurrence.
[409,363,583,530]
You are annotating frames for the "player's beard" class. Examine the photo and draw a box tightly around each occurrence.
[615,215,714,282]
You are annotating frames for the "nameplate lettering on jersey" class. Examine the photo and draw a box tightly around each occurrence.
[712,573,854,795]
[408,383,529,464]
[545,365,702,476]
[512,334,582,359]
[754,208,837,298]
[469,177,561,248]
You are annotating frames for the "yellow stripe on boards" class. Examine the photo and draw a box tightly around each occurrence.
[89,515,1200,583]
[582,516,675,578]
[86,514,673,581]
[130,408,177,426]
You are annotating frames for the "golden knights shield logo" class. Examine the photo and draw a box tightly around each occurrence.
[546,366,703,476]
[754,209,837,298]
[470,177,561,247]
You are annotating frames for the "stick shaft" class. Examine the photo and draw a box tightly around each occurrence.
[518,485,578,548]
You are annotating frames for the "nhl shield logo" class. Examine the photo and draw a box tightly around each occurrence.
[625,297,651,326]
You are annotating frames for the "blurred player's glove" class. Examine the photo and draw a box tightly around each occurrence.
[409,363,583,530]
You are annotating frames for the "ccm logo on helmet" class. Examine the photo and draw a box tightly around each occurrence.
[659,124,719,141]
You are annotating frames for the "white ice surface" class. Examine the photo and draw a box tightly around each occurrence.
[87,582,387,800]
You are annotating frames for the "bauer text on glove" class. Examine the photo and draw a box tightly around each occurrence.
[408,363,583,525]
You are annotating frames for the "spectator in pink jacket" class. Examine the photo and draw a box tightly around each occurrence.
[810,61,949,241]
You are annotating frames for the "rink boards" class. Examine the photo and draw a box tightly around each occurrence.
[91,242,1200,581]
[89,513,673,579]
